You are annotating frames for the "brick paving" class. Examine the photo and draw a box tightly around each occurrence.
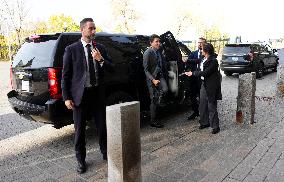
[0,61,283,182]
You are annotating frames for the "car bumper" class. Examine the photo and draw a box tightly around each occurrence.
[220,63,252,73]
[7,90,72,128]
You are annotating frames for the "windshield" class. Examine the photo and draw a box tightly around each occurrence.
[12,39,57,68]
[223,46,250,55]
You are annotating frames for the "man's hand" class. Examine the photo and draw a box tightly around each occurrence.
[91,48,103,62]
[185,71,193,77]
[152,79,160,86]
[65,100,74,110]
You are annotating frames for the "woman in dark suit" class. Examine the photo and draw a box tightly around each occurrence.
[185,43,222,134]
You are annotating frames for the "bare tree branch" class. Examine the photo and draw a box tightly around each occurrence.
[111,0,139,34]
[1,0,29,45]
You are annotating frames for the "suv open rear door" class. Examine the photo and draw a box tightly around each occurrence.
[160,31,182,97]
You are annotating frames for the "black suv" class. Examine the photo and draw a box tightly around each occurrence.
[220,43,278,78]
[7,31,191,128]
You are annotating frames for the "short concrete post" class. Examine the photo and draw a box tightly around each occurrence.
[236,72,256,125]
[276,48,284,97]
[276,65,284,97]
[106,101,141,182]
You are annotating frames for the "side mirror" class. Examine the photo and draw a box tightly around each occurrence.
[273,49,277,53]
[11,54,15,60]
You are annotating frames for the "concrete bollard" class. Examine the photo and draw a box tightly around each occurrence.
[276,65,284,97]
[106,101,141,182]
[236,72,256,125]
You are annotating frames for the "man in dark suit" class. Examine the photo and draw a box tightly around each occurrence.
[61,18,113,174]
[184,37,206,120]
[143,34,168,128]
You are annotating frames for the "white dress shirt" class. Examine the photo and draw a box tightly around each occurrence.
[200,58,207,80]
[198,50,202,59]
[81,38,105,87]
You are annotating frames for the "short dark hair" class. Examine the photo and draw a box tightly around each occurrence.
[199,37,206,42]
[80,18,94,28]
[202,43,215,56]
[149,34,160,43]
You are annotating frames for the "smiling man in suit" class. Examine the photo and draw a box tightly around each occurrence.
[61,18,113,174]
[143,34,168,128]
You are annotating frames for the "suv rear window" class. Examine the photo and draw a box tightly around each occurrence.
[223,45,251,54]
[12,35,59,68]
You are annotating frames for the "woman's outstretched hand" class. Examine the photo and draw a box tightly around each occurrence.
[185,71,193,77]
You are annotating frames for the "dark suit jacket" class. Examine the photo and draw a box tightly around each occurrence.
[187,50,202,71]
[186,50,218,71]
[61,40,113,106]
[143,47,167,82]
[193,56,222,102]
[182,50,202,93]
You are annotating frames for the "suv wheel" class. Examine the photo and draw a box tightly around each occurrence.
[272,62,278,72]
[106,91,134,106]
[272,66,277,72]
[256,63,264,78]
[224,71,233,76]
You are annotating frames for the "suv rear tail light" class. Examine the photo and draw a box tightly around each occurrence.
[9,64,13,89]
[48,68,62,99]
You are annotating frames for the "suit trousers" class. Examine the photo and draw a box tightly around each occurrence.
[147,77,168,122]
[185,77,200,114]
[73,86,107,163]
[199,83,219,129]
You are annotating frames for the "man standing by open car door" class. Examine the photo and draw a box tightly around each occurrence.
[143,34,168,128]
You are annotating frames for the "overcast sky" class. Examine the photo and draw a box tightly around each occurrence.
[17,0,284,42]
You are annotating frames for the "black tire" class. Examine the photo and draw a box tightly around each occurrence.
[272,66,277,72]
[256,63,264,78]
[224,71,233,76]
[106,91,134,106]
[272,61,278,72]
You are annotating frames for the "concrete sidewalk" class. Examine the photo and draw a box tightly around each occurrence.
[140,96,284,182]
[224,109,284,182]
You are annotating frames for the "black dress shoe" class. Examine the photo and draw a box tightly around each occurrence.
[103,154,108,161]
[212,127,220,134]
[199,124,210,130]
[150,121,164,128]
[187,113,199,120]
[76,161,86,174]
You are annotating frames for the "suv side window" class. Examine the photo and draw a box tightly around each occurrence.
[178,43,191,62]
[259,45,266,53]
[54,34,80,67]
[97,35,140,64]
[256,45,261,53]
[265,45,272,54]
[250,45,257,53]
